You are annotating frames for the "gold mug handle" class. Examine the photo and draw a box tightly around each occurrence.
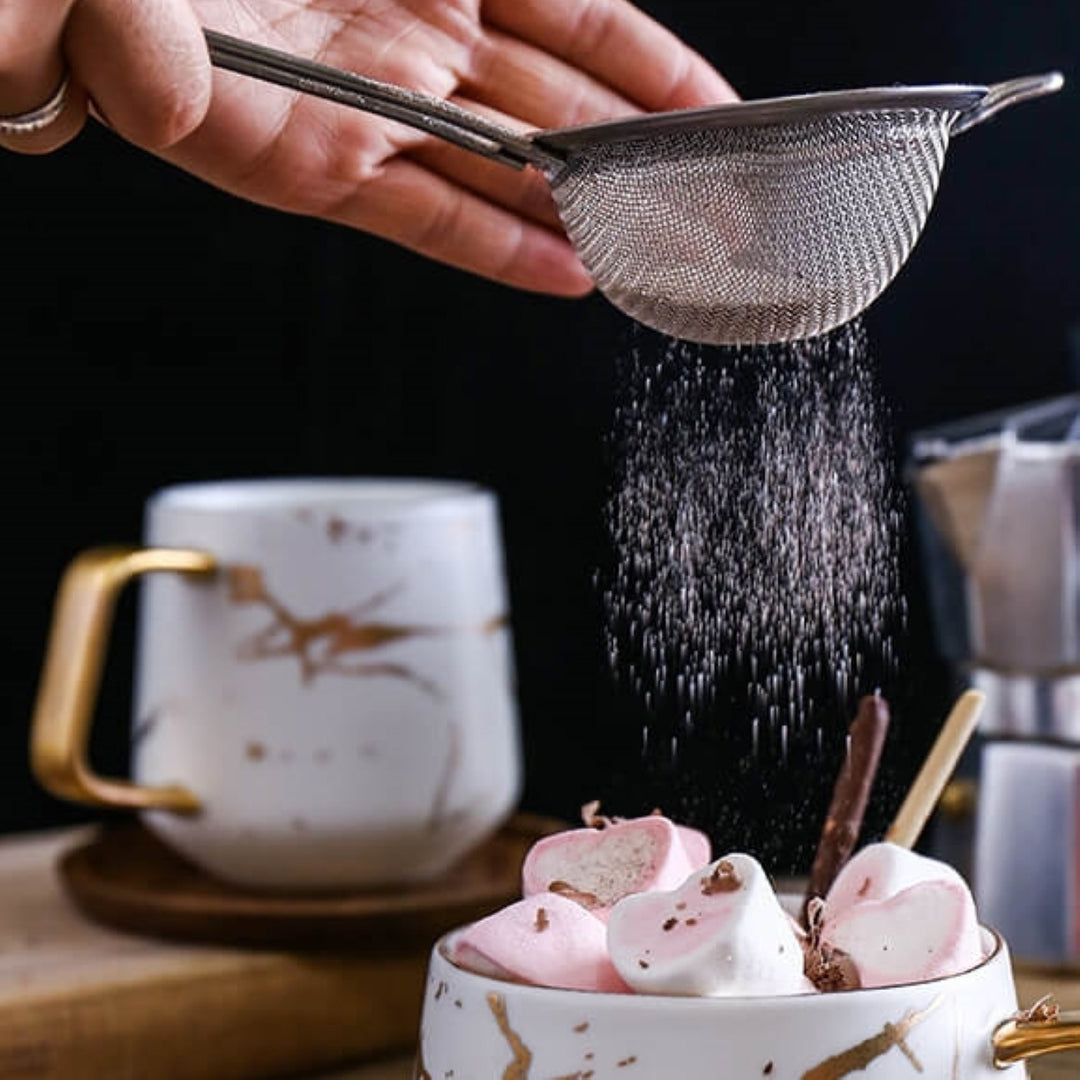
[995,1010,1080,1066]
[30,545,217,815]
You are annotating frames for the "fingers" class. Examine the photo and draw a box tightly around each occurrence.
[406,141,565,234]
[0,0,87,153]
[65,0,211,150]
[483,0,738,111]
[0,0,210,156]
[328,156,594,297]
[0,77,90,156]
[464,28,640,132]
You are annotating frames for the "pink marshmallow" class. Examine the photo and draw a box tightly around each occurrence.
[522,814,708,919]
[820,842,984,988]
[449,892,628,993]
[676,824,713,868]
[606,853,812,997]
[823,879,984,988]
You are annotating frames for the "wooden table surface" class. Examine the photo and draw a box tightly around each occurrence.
[316,1057,412,1079]
[0,827,429,1080]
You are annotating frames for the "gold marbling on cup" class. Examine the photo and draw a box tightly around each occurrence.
[31,478,522,891]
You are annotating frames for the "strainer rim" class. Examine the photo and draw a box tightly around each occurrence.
[534,83,985,151]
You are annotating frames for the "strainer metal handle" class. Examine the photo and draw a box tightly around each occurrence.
[204,29,563,171]
[952,72,1065,135]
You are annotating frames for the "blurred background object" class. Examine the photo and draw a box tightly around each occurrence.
[909,394,1080,967]
[2,0,1076,871]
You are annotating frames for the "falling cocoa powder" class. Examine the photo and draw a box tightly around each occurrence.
[600,322,906,869]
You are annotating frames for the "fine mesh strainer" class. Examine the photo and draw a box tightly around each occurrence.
[206,31,1063,345]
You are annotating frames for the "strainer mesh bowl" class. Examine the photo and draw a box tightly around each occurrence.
[550,109,955,345]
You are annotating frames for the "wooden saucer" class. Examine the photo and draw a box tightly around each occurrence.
[59,813,565,950]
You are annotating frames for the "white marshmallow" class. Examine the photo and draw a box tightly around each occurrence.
[606,853,812,997]
[824,841,970,917]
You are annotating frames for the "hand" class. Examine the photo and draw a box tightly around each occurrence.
[0,0,736,295]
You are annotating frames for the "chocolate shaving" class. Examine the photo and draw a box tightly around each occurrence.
[580,799,621,829]
[662,917,678,931]
[1015,995,1060,1023]
[802,694,890,927]
[802,900,861,992]
[534,907,550,932]
[548,880,602,909]
[701,859,741,895]
[805,944,861,993]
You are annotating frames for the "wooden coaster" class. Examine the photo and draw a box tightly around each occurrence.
[59,812,565,950]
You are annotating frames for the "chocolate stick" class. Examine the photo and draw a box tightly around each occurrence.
[885,689,985,850]
[801,694,891,926]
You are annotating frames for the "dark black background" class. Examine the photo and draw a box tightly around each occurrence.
[1,0,1076,871]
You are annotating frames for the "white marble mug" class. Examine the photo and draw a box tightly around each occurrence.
[417,923,1080,1078]
[32,478,522,891]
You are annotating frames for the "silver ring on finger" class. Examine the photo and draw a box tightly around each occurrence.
[0,75,70,135]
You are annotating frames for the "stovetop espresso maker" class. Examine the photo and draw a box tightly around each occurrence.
[910,393,1080,967]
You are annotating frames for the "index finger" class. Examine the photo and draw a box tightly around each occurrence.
[482,0,738,112]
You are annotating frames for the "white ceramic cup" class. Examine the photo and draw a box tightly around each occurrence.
[417,923,1080,1078]
[31,478,522,891]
